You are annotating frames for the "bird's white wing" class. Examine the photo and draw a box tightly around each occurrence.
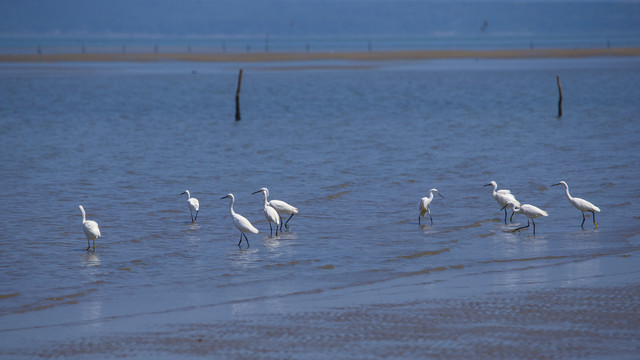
[269,200,299,214]
[83,220,101,239]
[572,197,600,213]
[234,213,259,234]
[419,197,430,216]
[265,205,280,225]
[521,204,548,218]
[502,193,520,207]
[188,198,200,211]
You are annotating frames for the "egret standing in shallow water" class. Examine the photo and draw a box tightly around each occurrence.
[502,202,548,235]
[419,188,444,225]
[485,181,520,223]
[252,188,280,236]
[180,190,200,223]
[552,181,600,228]
[221,193,258,247]
[260,187,299,231]
[79,205,101,251]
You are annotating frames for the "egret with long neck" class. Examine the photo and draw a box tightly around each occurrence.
[552,181,600,228]
[221,193,258,247]
[79,205,101,251]
[180,190,199,223]
[419,188,444,225]
[485,181,520,223]
[502,202,548,235]
[258,187,299,231]
[252,188,280,236]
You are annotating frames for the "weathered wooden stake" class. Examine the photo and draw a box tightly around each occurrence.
[556,75,563,117]
[235,69,243,121]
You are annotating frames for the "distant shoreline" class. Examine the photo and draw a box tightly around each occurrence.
[1,47,640,63]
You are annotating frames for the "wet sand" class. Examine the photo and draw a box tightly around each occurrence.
[17,284,640,359]
[1,47,640,63]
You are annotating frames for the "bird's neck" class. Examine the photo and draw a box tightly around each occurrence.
[229,200,236,215]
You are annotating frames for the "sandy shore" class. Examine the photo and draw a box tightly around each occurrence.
[16,284,640,359]
[1,47,639,63]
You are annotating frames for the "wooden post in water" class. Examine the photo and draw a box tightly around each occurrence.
[556,75,563,118]
[235,69,243,121]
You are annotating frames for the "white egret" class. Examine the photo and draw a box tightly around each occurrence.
[252,188,280,236]
[259,187,299,231]
[221,193,258,247]
[485,181,520,223]
[79,205,101,251]
[501,202,548,235]
[180,190,200,223]
[419,188,444,225]
[552,181,600,228]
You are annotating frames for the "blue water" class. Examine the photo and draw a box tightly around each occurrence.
[1,57,639,358]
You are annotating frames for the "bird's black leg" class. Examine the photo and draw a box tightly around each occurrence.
[279,216,284,231]
[244,233,250,248]
[532,218,536,235]
[592,211,598,228]
[190,209,194,223]
[269,222,273,236]
[581,212,586,228]
[510,211,515,223]
[87,239,91,251]
[418,215,421,226]
[238,234,243,247]
[429,213,433,225]
[194,211,198,223]
[503,209,508,224]
[513,219,530,232]
[284,214,295,230]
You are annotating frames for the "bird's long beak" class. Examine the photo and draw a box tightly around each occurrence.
[483,183,491,187]
[437,193,444,198]
[220,195,229,199]
[180,192,186,195]
[551,183,561,187]
[251,190,260,195]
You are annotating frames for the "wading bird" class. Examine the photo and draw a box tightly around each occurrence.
[79,205,101,251]
[502,202,548,235]
[260,187,299,231]
[221,193,258,247]
[419,188,444,225]
[252,188,280,236]
[485,181,520,223]
[180,190,200,223]
[552,181,600,228]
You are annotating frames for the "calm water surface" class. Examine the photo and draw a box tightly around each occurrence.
[1,57,639,358]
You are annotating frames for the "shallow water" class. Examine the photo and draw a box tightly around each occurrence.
[1,57,640,358]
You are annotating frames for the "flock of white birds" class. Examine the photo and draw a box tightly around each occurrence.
[79,181,599,250]
[420,180,600,235]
